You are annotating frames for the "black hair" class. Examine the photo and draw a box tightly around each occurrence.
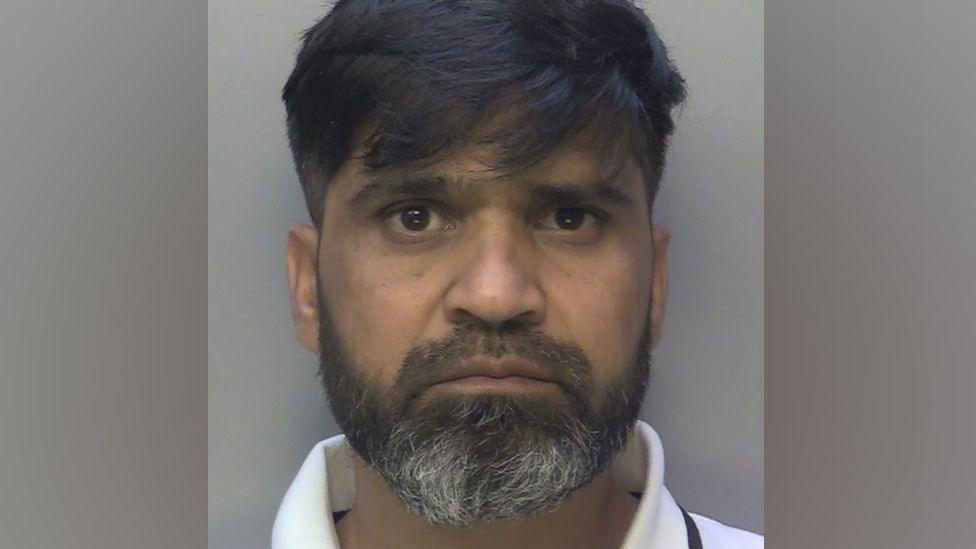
[282,0,686,226]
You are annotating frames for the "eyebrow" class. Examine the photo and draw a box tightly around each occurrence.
[347,172,635,210]
[527,181,634,208]
[347,173,459,209]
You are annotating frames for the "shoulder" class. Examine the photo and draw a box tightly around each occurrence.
[689,512,764,549]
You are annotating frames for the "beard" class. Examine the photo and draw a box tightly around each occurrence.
[316,289,652,526]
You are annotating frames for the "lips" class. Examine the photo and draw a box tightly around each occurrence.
[430,357,555,386]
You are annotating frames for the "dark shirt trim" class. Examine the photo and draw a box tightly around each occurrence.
[679,505,703,549]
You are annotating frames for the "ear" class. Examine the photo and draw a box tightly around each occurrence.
[285,223,321,353]
[650,225,671,349]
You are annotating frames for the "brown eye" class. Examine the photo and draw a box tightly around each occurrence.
[539,206,600,232]
[381,204,455,244]
[553,207,587,230]
[399,207,430,231]
[535,205,605,245]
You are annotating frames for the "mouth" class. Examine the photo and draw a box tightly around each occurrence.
[427,375,559,393]
[424,357,561,396]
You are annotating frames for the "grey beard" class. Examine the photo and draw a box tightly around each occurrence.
[370,396,632,526]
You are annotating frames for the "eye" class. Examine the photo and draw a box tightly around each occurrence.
[534,206,606,244]
[399,207,431,231]
[381,204,455,243]
[553,207,589,230]
[538,206,603,231]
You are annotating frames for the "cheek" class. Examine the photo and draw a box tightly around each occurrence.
[546,249,652,388]
[319,237,436,387]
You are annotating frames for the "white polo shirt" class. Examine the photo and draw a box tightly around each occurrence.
[272,420,763,548]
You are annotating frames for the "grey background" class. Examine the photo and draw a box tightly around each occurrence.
[765,2,976,547]
[208,1,763,547]
[0,1,207,548]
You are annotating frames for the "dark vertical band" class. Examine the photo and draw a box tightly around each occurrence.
[680,506,703,549]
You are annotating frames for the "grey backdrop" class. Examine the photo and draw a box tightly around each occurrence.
[208,1,764,547]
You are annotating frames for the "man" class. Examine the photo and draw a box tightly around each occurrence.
[274,0,762,547]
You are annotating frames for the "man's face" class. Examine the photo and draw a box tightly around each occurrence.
[286,137,671,525]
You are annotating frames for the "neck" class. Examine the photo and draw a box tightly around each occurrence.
[337,457,638,549]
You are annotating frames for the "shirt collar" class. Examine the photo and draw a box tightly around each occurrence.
[272,420,691,548]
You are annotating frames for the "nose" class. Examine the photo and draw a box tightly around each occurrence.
[443,218,546,329]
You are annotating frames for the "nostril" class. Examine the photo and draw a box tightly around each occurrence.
[500,311,540,330]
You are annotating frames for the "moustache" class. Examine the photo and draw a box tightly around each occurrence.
[392,323,595,408]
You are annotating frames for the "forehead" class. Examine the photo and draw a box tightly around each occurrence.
[333,130,644,202]
[438,142,618,185]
